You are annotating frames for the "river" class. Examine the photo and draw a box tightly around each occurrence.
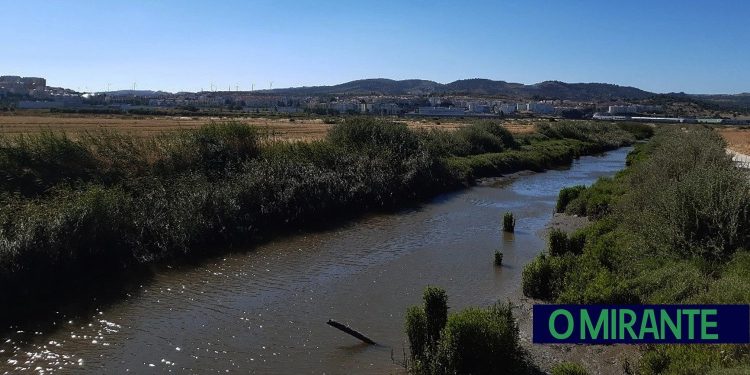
[0,147,631,374]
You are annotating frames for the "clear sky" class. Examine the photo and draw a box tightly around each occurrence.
[2,0,748,94]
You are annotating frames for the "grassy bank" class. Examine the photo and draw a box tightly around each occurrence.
[0,118,641,323]
[523,127,750,374]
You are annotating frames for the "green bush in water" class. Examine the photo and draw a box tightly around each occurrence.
[494,250,503,266]
[503,212,516,232]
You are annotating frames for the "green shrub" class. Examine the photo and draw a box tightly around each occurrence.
[556,185,586,213]
[423,286,448,344]
[494,250,503,266]
[456,125,507,155]
[567,230,586,255]
[626,259,708,304]
[521,253,576,300]
[639,347,670,374]
[405,306,428,361]
[522,254,553,299]
[563,177,624,218]
[405,293,531,374]
[419,128,472,157]
[156,121,261,177]
[446,138,599,180]
[549,228,568,256]
[560,266,637,304]
[546,227,585,257]
[327,117,419,154]
[616,122,654,140]
[551,362,589,375]
[536,121,635,147]
[693,251,750,304]
[620,128,750,261]
[434,303,523,375]
[503,212,516,232]
[0,131,99,196]
[637,345,750,375]
[471,121,518,149]
[192,121,260,171]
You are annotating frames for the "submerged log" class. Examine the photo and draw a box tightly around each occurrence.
[326,319,377,345]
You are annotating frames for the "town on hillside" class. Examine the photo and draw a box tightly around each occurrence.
[2,75,748,124]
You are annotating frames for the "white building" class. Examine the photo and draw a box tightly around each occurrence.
[527,102,555,114]
[608,105,637,114]
[608,105,662,114]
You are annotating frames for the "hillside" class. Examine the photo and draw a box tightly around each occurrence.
[264,78,654,100]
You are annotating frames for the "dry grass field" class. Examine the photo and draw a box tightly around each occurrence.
[0,113,537,141]
[718,127,750,154]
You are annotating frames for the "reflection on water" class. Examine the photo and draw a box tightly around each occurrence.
[0,148,631,374]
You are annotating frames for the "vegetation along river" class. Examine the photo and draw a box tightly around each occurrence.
[0,147,632,374]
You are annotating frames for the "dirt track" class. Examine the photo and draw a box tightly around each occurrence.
[718,127,750,154]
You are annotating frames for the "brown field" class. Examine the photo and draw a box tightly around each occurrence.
[718,127,750,154]
[0,113,537,141]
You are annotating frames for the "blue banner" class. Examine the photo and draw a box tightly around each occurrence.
[533,305,750,344]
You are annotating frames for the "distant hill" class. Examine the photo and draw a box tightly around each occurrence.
[265,79,441,96]
[690,93,750,113]
[264,78,654,100]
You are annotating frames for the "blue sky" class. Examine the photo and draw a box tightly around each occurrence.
[2,0,748,94]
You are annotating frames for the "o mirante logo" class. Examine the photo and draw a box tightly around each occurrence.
[532,305,750,344]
